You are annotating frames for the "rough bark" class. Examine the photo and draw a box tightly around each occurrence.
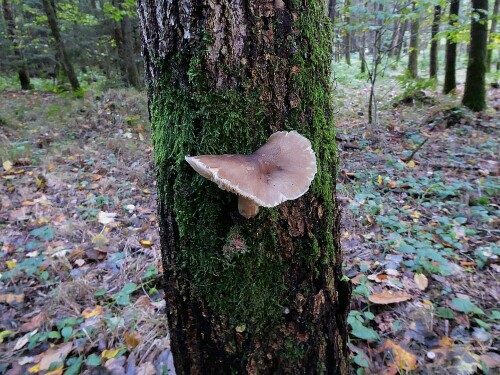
[486,0,499,72]
[429,5,441,79]
[443,0,460,94]
[2,0,33,90]
[137,0,351,374]
[41,0,80,91]
[463,0,488,111]
[407,1,419,78]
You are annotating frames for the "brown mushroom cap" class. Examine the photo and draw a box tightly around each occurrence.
[185,130,317,210]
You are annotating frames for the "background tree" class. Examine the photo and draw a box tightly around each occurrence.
[429,5,442,79]
[463,0,488,110]
[136,0,351,373]
[486,0,499,72]
[443,0,460,94]
[2,0,33,89]
[41,0,80,91]
[407,1,420,78]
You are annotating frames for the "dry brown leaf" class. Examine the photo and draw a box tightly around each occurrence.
[368,290,412,304]
[384,339,418,371]
[124,332,141,349]
[414,273,428,291]
[480,352,500,369]
[38,342,73,371]
[20,313,46,332]
[0,293,25,304]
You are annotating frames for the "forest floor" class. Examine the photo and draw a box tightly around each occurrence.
[0,73,498,374]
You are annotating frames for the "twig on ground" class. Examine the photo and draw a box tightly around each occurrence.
[403,137,429,163]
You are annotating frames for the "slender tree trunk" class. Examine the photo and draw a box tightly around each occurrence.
[41,0,80,91]
[487,0,500,72]
[395,20,407,60]
[408,2,419,78]
[389,19,401,56]
[2,0,33,90]
[463,0,488,111]
[137,1,351,374]
[344,0,351,65]
[443,0,460,94]
[360,31,366,73]
[328,0,336,25]
[429,5,441,79]
[121,14,141,88]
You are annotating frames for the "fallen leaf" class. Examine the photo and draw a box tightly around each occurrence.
[102,348,121,360]
[3,160,13,171]
[0,293,24,304]
[383,339,418,371]
[414,273,428,290]
[124,332,141,349]
[6,259,17,269]
[38,342,73,371]
[368,290,412,304]
[0,330,14,343]
[480,352,500,369]
[13,333,30,350]
[20,313,46,332]
[140,239,153,247]
[407,160,416,168]
[82,305,104,319]
[98,211,117,225]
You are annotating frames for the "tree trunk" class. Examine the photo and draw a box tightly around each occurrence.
[360,31,366,73]
[395,19,407,60]
[41,0,80,91]
[328,0,336,25]
[443,0,460,94]
[344,0,351,65]
[2,0,33,90]
[112,0,141,88]
[137,1,351,374]
[486,0,500,72]
[408,1,419,78]
[463,0,488,111]
[429,5,441,79]
[121,14,141,88]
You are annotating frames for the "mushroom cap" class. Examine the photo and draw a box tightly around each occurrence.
[185,131,317,207]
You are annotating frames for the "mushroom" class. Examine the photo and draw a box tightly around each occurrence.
[185,130,317,219]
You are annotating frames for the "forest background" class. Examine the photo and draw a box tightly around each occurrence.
[0,0,498,374]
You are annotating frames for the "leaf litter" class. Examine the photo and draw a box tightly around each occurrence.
[0,90,172,373]
[337,71,499,373]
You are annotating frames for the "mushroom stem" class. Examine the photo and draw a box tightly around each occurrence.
[238,196,259,219]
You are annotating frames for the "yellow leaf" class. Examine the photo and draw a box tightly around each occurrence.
[81,305,104,319]
[48,162,55,172]
[140,240,153,247]
[102,348,121,359]
[3,160,13,171]
[407,160,416,168]
[384,339,418,370]
[402,205,411,210]
[377,175,383,185]
[414,273,428,290]
[0,330,15,343]
[28,363,40,373]
[6,260,17,269]
[410,211,421,219]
